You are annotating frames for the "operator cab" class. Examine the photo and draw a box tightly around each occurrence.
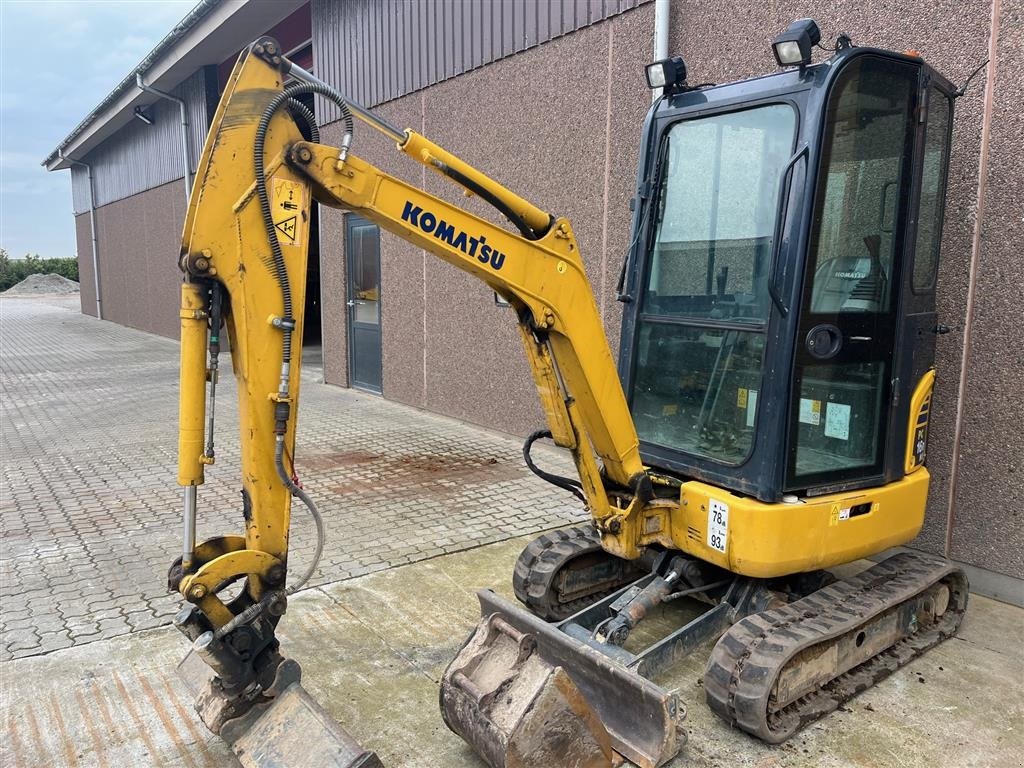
[618,33,955,502]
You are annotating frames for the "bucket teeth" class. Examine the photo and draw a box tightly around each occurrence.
[441,613,614,768]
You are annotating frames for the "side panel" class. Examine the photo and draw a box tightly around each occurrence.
[646,472,929,578]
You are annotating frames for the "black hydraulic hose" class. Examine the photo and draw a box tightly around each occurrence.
[287,98,320,144]
[254,82,352,369]
[523,430,586,503]
[252,81,353,593]
[434,162,551,241]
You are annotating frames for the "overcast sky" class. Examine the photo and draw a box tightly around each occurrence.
[1,0,195,259]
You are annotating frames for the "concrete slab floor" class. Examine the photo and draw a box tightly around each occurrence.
[1,536,1021,768]
[0,296,583,660]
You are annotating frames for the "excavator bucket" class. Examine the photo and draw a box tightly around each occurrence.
[178,650,382,768]
[441,591,685,768]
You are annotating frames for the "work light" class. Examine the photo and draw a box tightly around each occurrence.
[645,57,687,92]
[772,18,821,67]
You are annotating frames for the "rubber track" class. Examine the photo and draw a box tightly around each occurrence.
[704,552,969,743]
[512,524,635,621]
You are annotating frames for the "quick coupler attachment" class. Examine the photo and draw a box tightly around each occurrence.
[440,591,684,768]
[175,606,382,768]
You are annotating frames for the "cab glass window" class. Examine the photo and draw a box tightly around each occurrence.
[631,104,797,465]
[644,104,797,324]
[805,58,915,316]
[912,87,952,292]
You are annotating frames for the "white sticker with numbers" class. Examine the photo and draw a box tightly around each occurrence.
[707,500,729,553]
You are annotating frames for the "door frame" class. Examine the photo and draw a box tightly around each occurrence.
[345,214,382,394]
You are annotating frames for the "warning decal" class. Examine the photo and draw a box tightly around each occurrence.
[271,177,306,247]
[275,216,297,241]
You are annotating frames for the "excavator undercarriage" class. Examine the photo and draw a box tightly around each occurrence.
[443,528,968,766]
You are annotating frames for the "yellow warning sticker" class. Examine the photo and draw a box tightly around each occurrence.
[737,388,748,409]
[661,404,678,416]
[271,177,306,247]
[799,397,822,426]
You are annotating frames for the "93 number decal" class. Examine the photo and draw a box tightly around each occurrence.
[707,500,729,553]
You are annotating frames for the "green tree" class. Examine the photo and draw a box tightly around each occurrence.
[0,248,79,292]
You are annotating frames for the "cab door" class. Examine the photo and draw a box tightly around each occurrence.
[786,55,921,494]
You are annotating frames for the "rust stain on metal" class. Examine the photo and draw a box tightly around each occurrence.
[112,670,166,767]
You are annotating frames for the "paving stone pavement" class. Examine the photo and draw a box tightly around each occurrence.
[0,295,584,661]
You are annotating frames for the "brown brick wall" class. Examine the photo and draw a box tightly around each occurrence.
[74,179,187,338]
[318,5,1021,578]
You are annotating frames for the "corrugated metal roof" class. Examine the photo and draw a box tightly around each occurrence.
[312,0,648,124]
[70,69,209,214]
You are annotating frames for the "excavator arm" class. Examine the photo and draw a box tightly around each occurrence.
[170,36,662,767]
[291,135,653,524]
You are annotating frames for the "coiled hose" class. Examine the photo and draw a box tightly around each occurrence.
[523,430,586,503]
[286,98,320,144]
[253,82,354,592]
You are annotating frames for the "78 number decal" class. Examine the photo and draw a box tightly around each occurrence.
[707,500,729,553]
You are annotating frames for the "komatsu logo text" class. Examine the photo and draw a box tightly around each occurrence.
[401,201,506,270]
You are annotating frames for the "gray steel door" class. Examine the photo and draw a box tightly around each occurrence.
[345,215,382,393]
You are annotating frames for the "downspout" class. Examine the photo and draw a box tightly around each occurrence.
[653,0,670,102]
[61,150,103,320]
[135,72,192,201]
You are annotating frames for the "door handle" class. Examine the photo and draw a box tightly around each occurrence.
[346,300,355,307]
[768,144,808,318]
[806,324,843,359]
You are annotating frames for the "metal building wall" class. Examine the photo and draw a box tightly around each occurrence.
[70,68,210,214]
[312,0,649,123]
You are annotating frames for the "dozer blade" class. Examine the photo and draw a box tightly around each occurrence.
[178,650,382,768]
[441,591,683,768]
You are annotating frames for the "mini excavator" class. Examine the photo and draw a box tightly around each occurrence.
[168,20,967,768]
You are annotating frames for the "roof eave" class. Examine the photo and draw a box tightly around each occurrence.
[43,0,306,170]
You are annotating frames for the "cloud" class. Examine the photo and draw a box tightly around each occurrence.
[0,0,193,257]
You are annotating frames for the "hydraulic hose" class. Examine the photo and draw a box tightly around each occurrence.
[287,98,320,144]
[523,430,586,503]
[273,439,326,592]
[253,82,352,372]
[253,81,353,593]
[288,484,325,592]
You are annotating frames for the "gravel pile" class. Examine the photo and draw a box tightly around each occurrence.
[3,273,80,295]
